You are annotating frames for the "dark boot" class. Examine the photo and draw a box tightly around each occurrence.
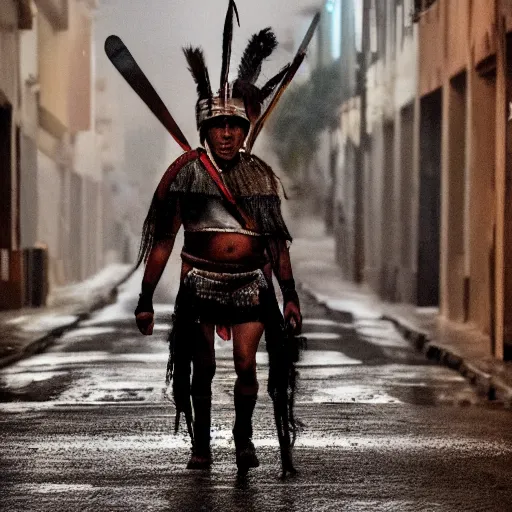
[233,392,259,474]
[187,395,212,470]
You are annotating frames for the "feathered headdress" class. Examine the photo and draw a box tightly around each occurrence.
[183,0,288,131]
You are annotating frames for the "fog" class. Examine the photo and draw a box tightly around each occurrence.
[95,0,322,169]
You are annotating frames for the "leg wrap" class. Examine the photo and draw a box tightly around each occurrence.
[192,394,212,456]
[233,389,258,444]
[191,362,216,396]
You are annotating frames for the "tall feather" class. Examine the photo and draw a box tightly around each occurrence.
[183,46,212,100]
[220,0,240,95]
[238,28,278,84]
[260,64,290,101]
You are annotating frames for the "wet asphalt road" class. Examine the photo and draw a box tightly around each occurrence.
[1,273,512,511]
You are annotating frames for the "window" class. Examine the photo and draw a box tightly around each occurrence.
[326,0,342,60]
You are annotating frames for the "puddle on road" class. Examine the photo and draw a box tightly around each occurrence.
[153,324,172,331]
[256,350,362,367]
[307,384,403,404]
[13,351,170,368]
[15,315,78,333]
[11,349,362,370]
[61,327,117,339]
[322,298,380,320]
[15,483,96,494]
[355,320,410,349]
[1,370,69,389]
[10,431,512,455]
[303,318,354,329]
[302,332,341,341]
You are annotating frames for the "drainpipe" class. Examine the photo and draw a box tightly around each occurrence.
[354,0,369,283]
[494,0,506,359]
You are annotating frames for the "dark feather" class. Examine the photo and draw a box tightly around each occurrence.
[260,64,290,100]
[238,28,278,84]
[183,46,212,100]
[232,79,262,120]
[220,0,240,93]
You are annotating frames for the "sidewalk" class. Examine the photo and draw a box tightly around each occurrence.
[291,219,512,406]
[0,263,134,369]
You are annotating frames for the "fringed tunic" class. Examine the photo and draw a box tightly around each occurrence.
[163,152,291,241]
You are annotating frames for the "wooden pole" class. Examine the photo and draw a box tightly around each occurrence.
[354,0,370,283]
[494,0,506,359]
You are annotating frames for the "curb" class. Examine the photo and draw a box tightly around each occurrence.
[296,281,512,407]
[298,283,354,324]
[0,266,135,371]
[0,317,81,370]
[381,314,512,407]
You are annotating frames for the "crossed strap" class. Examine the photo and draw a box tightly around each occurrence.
[157,148,255,231]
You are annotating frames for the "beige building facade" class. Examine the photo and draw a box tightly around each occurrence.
[350,0,419,303]
[0,1,32,309]
[417,0,512,359]
[312,0,512,360]
[1,0,125,310]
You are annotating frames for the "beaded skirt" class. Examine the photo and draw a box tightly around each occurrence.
[180,267,268,324]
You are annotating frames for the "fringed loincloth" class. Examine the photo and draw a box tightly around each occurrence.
[166,251,303,475]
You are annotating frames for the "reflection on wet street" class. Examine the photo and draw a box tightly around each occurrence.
[1,274,512,511]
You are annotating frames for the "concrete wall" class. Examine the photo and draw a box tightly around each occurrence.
[440,73,467,322]
[0,0,20,251]
[36,150,64,286]
[396,103,416,302]
[362,0,419,301]
[417,0,500,350]
[472,0,497,66]
[468,69,495,335]
[0,0,127,309]
[35,0,105,284]
[19,13,39,251]
[38,0,91,136]
[337,97,360,278]
[0,1,23,308]
[0,1,19,107]
[418,1,444,96]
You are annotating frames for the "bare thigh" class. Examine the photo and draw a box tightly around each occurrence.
[232,322,265,373]
[194,323,215,369]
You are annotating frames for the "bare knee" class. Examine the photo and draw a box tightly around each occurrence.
[235,358,257,388]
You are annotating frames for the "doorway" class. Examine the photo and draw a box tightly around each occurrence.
[0,103,12,250]
[418,90,442,307]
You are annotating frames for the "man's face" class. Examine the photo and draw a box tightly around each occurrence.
[207,116,247,161]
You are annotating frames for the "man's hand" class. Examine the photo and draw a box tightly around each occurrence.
[284,301,302,335]
[136,312,154,335]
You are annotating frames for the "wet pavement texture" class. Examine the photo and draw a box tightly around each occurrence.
[1,274,512,511]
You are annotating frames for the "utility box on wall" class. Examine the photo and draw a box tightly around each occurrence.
[0,250,24,310]
[23,247,49,307]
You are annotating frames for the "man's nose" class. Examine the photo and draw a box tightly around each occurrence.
[222,124,233,137]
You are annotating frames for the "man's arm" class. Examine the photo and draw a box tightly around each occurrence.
[268,239,302,334]
[135,201,181,335]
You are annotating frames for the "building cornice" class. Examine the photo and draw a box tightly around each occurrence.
[17,0,33,29]
[34,0,68,30]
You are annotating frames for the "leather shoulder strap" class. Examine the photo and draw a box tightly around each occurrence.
[196,148,256,230]
[156,149,200,200]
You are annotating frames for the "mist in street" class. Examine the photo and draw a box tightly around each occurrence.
[2,1,512,510]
